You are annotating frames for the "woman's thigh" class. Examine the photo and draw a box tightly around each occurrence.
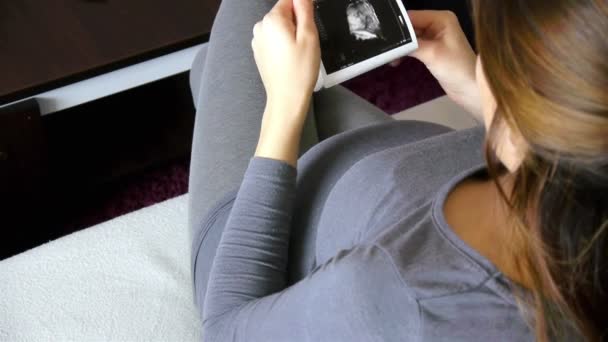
[313,85,393,141]
[187,0,277,241]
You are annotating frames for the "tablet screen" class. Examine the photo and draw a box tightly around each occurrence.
[314,0,413,74]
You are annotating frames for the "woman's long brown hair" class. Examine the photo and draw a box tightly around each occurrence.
[472,1,608,340]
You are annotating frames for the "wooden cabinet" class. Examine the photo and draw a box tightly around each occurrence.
[0,100,48,258]
[0,0,219,259]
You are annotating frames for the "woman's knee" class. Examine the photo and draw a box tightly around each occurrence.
[189,45,209,110]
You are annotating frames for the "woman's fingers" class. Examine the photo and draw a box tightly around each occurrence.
[390,11,447,67]
[290,0,318,42]
[408,10,434,28]
[270,0,293,16]
[264,0,317,41]
[408,10,456,39]
[293,0,314,30]
[407,10,462,63]
[408,10,439,39]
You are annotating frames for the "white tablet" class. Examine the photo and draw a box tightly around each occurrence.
[313,0,418,91]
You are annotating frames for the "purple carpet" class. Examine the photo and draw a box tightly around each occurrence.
[343,57,444,114]
[76,57,443,228]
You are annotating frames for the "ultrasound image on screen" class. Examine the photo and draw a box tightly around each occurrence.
[314,0,412,74]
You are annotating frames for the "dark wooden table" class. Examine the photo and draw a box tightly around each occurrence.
[0,0,221,106]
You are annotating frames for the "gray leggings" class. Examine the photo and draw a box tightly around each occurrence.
[188,0,393,312]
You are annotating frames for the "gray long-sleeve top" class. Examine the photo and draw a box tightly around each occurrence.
[201,123,533,341]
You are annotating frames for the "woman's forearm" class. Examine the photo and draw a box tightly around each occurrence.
[254,100,310,167]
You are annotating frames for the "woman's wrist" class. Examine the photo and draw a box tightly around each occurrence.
[255,131,300,167]
[266,92,311,116]
[254,100,310,166]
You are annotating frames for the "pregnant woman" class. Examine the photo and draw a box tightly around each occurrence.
[188,0,607,340]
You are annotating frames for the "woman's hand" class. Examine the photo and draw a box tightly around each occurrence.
[252,0,321,166]
[392,10,482,120]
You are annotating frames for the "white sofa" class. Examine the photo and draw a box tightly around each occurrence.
[0,195,202,341]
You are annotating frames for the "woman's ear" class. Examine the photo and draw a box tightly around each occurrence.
[496,124,528,173]
[476,56,527,172]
